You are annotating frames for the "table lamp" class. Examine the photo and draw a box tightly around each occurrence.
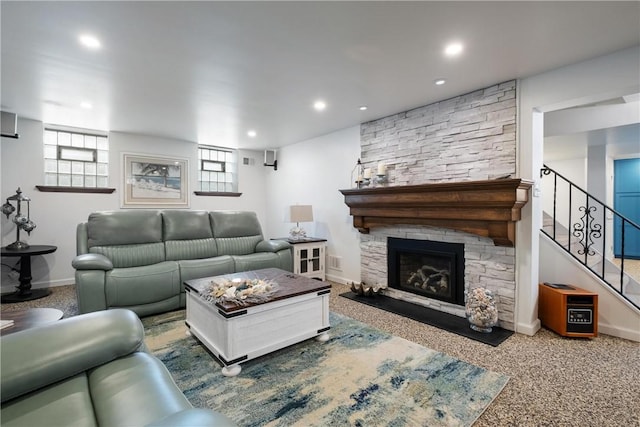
[289,205,313,240]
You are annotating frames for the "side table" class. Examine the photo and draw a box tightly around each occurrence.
[1,245,58,303]
[0,307,64,336]
[273,237,327,280]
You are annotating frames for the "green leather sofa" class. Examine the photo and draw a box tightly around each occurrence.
[72,210,292,316]
[0,309,236,427]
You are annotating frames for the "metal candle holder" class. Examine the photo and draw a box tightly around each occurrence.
[2,187,36,250]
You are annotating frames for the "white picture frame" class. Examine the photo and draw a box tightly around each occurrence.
[122,153,189,208]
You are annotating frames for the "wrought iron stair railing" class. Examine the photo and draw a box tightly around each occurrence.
[540,165,640,310]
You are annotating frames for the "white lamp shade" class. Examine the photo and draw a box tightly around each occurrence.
[290,205,313,223]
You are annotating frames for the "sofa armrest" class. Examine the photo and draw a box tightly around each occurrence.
[72,253,113,270]
[146,408,237,427]
[256,239,291,253]
[1,309,144,403]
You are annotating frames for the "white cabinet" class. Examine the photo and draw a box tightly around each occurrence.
[276,238,327,280]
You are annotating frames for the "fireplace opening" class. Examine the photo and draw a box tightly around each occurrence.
[387,237,465,306]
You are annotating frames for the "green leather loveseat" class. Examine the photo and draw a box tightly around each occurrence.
[0,309,236,427]
[72,210,292,316]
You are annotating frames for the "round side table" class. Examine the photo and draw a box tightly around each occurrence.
[0,307,64,336]
[1,245,57,303]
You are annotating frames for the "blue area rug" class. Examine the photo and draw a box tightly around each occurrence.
[143,310,509,426]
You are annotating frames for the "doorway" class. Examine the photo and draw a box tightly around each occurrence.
[614,158,640,259]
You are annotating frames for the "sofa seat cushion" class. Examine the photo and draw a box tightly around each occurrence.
[178,256,235,283]
[233,252,283,272]
[89,353,192,427]
[90,242,166,268]
[105,262,180,307]
[1,373,97,427]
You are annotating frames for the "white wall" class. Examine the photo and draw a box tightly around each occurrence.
[1,118,267,292]
[263,126,362,284]
[517,45,640,336]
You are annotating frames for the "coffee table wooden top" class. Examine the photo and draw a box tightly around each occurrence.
[184,268,331,313]
[0,307,64,336]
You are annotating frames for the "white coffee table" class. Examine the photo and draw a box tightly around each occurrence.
[184,268,331,376]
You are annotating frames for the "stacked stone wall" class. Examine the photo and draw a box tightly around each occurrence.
[358,81,517,330]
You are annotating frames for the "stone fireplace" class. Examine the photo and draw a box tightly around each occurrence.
[340,80,534,331]
[387,237,465,306]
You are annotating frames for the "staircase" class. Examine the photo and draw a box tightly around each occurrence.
[540,165,640,311]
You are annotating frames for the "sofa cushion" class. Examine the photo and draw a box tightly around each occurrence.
[87,210,162,247]
[0,374,97,427]
[165,239,217,261]
[163,210,213,240]
[90,243,166,268]
[233,252,284,272]
[178,256,235,282]
[210,211,263,238]
[105,262,180,307]
[89,353,192,427]
[215,235,263,256]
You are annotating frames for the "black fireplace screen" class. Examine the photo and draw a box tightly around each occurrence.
[387,237,465,306]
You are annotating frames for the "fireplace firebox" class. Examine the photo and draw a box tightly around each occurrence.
[387,237,465,306]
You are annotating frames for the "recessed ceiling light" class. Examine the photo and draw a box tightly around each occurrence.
[80,101,93,109]
[359,106,368,111]
[79,34,101,49]
[313,100,327,111]
[434,79,446,86]
[247,130,257,138]
[444,42,463,57]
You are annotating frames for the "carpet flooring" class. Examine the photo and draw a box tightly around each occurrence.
[2,283,639,426]
[144,310,508,426]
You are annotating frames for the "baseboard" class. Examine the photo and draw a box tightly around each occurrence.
[325,273,356,285]
[599,322,640,343]
[516,318,541,336]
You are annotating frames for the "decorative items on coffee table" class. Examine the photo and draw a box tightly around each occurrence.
[465,287,498,333]
[2,187,36,250]
[350,282,386,297]
[200,277,279,306]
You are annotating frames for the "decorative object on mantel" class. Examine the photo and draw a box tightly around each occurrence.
[375,163,388,185]
[350,281,386,297]
[200,277,279,306]
[2,187,36,250]
[289,205,314,240]
[351,158,365,188]
[465,287,499,333]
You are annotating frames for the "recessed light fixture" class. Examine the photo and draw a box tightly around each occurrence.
[359,106,368,111]
[444,42,463,57]
[313,100,327,111]
[434,79,446,86]
[80,101,93,109]
[247,130,257,138]
[79,34,101,50]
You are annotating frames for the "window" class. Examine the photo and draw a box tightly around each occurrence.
[197,145,238,193]
[43,126,109,188]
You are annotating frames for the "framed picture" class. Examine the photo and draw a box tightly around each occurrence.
[122,153,189,208]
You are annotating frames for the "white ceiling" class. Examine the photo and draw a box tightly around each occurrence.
[1,1,639,150]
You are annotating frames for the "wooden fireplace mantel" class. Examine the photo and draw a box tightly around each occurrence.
[340,178,533,247]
